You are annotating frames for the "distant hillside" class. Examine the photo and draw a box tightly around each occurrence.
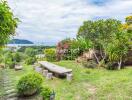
[9,39,34,44]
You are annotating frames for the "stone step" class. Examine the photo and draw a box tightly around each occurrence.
[6,92,18,98]
[4,89,17,95]
[3,83,15,87]
[6,97,18,100]
[4,86,16,91]
[3,81,13,84]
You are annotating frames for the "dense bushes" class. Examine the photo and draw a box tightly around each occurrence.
[0,1,18,46]
[17,72,44,96]
[56,38,92,60]
[82,60,97,68]
[25,57,36,65]
[25,48,37,57]
[2,51,24,68]
[40,86,52,100]
[17,72,53,99]
[12,52,21,62]
[44,48,56,61]
[24,48,37,65]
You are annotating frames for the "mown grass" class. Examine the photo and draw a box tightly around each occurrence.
[51,61,132,100]
[0,69,4,98]
[1,61,132,100]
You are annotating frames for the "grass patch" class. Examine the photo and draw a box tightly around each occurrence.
[1,61,132,100]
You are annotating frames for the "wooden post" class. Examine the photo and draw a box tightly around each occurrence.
[46,73,53,79]
[43,70,48,76]
[66,73,73,81]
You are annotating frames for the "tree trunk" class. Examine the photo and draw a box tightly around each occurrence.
[118,58,122,70]
[93,51,100,64]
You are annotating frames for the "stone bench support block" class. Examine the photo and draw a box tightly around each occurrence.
[35,67,43,73]
[43,70,48,76]
[46,73,53,79]
[66,74,73,81]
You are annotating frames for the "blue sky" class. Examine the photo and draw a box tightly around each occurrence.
[7,0,132,45]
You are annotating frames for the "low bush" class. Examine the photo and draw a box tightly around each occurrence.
[6,60,15,69]
[44,48,56,61]
[12,52,21,62]
[82,60,97,68]
[25,48,37,57]
[40,85,52,100]
[106,62,119,70]
[25,57,36,65]
[17,72,44,96]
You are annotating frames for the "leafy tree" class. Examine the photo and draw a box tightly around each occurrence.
[77,19,122,64]
[105,31,131,69]
[0,1,18,46]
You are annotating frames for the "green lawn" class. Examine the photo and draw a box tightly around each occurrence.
[0,69,4,98]
[1,61,132,100]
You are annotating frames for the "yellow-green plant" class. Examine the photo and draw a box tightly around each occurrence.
[44,48,56,61]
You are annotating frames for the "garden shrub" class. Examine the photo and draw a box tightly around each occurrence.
[12,52,21,62]
[40,85,52,100]
[17,72,44,96]
[6,60,15,69]
[25,57,36,65]
[82,60,97,68]
[106,62,118,70]
[44,48,56,61]
[25,48,37,57]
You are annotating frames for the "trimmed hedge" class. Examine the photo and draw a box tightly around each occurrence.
[17,72,44,96]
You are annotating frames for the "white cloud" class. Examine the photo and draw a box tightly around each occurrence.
[7,0,132,45]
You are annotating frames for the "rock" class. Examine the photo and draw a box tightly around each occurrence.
[66,73,73,81]
[14,65,23,70]
[46,73,53,79]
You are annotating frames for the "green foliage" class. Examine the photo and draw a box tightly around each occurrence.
[6,60,15,69]
[25,57,36,65]
[78,19,121,45]
[106,62,117,70]
[25,48,37,57]
[59,37,93,60]
[18,46,55,53]
[4,51,15,68]
[40,85,52,100]
[0,1,19,46]
[126,16,132,25]
[105,31,130,69]
[17,72,44,96]
[12,52,21,62]
[82,60,97,68]
[77,18,131,69]
[0,50,23,68]
[44,48,56,61]
[77,19,121,53]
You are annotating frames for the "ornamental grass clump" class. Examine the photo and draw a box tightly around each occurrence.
[17,72,44,96]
